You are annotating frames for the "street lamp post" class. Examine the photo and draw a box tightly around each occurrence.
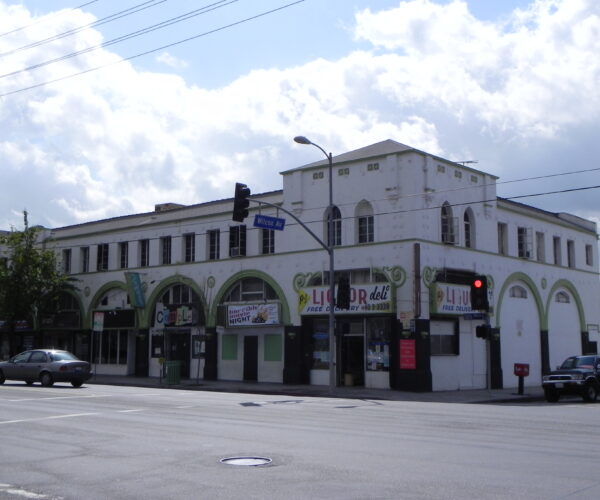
[294,136,336,391]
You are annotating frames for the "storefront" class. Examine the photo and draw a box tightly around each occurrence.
[214,277,285,383]
[148,284,205,380]
[299,282,396,389]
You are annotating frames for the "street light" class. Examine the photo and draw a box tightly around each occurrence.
[294,135,336,391]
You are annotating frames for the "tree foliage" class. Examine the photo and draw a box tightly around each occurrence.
[0,212,76,329]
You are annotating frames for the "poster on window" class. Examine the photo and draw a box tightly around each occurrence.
[227,304,279,326]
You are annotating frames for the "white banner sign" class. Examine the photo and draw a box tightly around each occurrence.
[298,284,393,315]
[227,303,280,326]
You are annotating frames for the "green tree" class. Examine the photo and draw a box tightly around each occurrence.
[0,211,76,337]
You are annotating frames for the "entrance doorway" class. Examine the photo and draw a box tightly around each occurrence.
[135,331,149,376]
[167,331,190,378]
[341,334,364,386]
[243,336,258,381]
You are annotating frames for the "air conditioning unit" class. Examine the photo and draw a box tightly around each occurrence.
[230,247,241,257]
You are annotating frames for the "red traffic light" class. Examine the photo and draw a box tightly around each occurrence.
[473,279,483,288]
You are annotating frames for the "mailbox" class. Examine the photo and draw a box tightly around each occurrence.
[514,363,529,377]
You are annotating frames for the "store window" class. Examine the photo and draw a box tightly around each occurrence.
[311,319,330,369]
[366,317,391,371]
[430,320,458,355]
[92,330,127,364]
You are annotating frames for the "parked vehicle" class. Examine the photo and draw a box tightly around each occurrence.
[542,355,600,402]
[0,349,91,387]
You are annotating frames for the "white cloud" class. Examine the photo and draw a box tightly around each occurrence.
[155,51,189,69]
[0,0,599,229]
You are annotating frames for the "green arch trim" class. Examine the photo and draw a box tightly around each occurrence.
[85,281,128,329]
[208,270,291,327]
[495,272,545,329]
[141,274,208,329]
[544,279,586,332]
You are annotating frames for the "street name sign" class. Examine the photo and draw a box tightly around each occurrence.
[253,214,286,231]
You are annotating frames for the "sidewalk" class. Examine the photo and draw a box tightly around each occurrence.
[87,374,545,404]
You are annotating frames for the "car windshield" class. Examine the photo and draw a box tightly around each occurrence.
[49,352,79,361]
[559,356,596,369]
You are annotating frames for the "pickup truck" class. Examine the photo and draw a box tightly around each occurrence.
[542,355,600,402]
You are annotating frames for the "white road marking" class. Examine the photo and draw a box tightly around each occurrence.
[0,412,98,425]
[117,409,145,413]
[0,484,63,499]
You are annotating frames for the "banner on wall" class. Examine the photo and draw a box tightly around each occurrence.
[429,282,493,315]
[125,272,145,308]
[298,284,393,315]
[227,303,280,326]
[92,312,104,332]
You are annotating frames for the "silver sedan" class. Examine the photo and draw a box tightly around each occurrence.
[0,349,91,387]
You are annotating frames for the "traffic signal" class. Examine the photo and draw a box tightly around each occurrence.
[336,276,351,310]
[470,274,489,311]
[232,183,251,222]
[476,325,490,339]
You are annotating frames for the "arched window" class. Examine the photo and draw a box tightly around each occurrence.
[356,201,374,244]
[224,277,277,302]
[441,202,456,244]
[509,285,528,299]
[464,208,475,249]
[325,205,342,247]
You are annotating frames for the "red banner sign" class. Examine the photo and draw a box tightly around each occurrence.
[399,339,416,370]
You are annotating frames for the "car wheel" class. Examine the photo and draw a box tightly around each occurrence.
[582,383,598,402]
[40,372,54,387]
[71,380,83,388]
[544,387,560,403]
[25,380,34,386]
[0,370,5,385]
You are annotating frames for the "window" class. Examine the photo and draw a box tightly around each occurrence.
[229,225,246,257]
[556,291,570,303]
[62,249,71,274]
[430,320,458,355]
[262,229,274,255]
[441,203,456,244]
[325,206,342,247]
[97,243,108,271]
[80,247,89,273]
[92,330,127,364]
[497,223,508,255]
[509,285,528,298]
[517,227,532,259]
[184,233,195,263]
[160,236,172,265]
[356,201,374,244]
[536,232,545,263]
[553,236,562,265]
[567,240,575,268]
[367,162,379,171]
[139,239,150,267]
[586,244,593,266]
[463,209,474,249]
[119,242,128,269]
[224,277,277,302]
[208,230,220,260]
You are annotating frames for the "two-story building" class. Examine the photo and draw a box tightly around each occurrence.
[2,139,598,391]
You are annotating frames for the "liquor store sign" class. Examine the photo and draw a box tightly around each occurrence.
[430,283,474,315]
[298,283,393,315]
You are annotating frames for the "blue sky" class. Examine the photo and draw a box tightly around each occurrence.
[0,0,599,229]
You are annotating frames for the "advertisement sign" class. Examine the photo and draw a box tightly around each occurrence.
[399,339,416,370]
[227,303,280,326]
[155,303,196,327]
[298,284,393,315]
[430,283,472,315]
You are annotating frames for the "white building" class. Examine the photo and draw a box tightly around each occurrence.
[2,140,598,391]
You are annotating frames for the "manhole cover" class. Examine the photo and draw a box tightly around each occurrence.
[220,456,272,467]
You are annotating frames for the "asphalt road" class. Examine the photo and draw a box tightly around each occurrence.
[0,382,599,500]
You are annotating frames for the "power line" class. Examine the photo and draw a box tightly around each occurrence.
[0,0,167,58]
[0,0,236,81]
[0,0,305,98]
[0,0,100,39]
